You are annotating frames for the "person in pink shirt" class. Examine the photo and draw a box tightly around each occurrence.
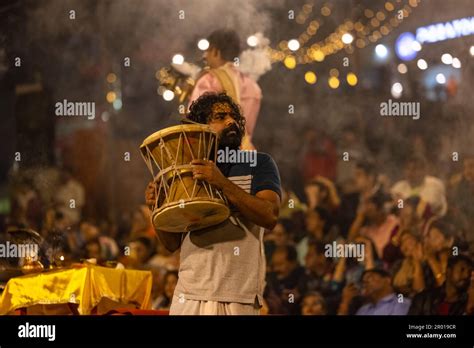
[350,192,399,261]
[188,29,262,150]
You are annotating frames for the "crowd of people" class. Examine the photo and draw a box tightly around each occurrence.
[263,123,474,315]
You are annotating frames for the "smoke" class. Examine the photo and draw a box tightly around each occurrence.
[25,0,283,59]
[239,33,273,81]
[20,0,284,102]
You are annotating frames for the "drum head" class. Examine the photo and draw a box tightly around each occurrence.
[152,200,230,233]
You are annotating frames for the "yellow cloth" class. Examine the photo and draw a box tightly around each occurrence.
[0,264,152,315]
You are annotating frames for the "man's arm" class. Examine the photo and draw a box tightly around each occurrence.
[221,181,280,230]
[191,159,280,230]
[155,229,183,253]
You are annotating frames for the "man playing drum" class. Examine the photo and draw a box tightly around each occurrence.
[145,92,281,315]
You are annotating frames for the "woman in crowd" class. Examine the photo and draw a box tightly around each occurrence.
[152,270,178,310]
[423,218,457,287]
[391,230,435,297]
[301,291,327,315]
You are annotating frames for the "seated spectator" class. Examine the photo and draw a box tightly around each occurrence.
[391,230,435,297]
[333,236,379,292]
[85,237,103,263]
[76,221,119,261]
[298,241,339,314]
[409,255,473,315]
[423,218,458,287]
[304,176,340,213]
[266,245,307,314]
[391,156,447,217]
[397,196,432,235]
[301,291,327,315]
[349,192,399,262]
[152,270,178,310]
[297,207,337,264]
[124,236,155,269]
[353,160,382,202]
[265,219,293,264]
[340,269,411,315]
[338,160,382,238]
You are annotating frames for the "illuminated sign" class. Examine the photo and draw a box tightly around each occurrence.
[395,16,474,61]
[416,17,474,43]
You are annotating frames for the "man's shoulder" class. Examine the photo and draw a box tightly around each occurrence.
[195,71,221,88]
[227,151,277,170]
[255,152,277,165]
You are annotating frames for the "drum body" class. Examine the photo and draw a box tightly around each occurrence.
[140,124,229,232]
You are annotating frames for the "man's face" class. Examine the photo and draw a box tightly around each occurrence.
[272,250,295,279]
[361,272,390,299]
[86,242,101,259]
[133,242,150,264]
[305,210,324,234]
[305,245,326,271]
[272,223,288,247]
[448,260,472,291]
[208,102,242,150]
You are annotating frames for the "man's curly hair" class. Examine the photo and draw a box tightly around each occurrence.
[187,92,246,136]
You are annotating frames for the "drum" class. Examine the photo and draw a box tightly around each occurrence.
[140,124,230,232]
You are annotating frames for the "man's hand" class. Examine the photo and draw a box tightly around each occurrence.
[145,182,156,210]
[341,283,359,303]
[338,283,359,315]
[191,159,227,189]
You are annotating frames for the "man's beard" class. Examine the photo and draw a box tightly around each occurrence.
[218,123,243,151]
